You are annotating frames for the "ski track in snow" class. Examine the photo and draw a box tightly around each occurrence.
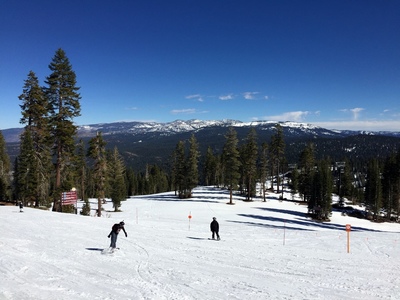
[1,186,400,299]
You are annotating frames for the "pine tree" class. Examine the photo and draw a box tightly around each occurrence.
[222,127,241,205]
[365,159,382,221]
[172,140,186,198]
[339,159,353,202]
[259,142,269,202]
[14,130,37,205]
[186,134,199,197]
[18,70,52,207]
[75,140,90,215]
[241,128,258,201]
[270,124,285,193]
[125,167,137,197]
[109,147,126,211]
[204,146,218,186]
[0,131,11,201]
[382,154,399,221]
[298,143,315,203]
[75,140,87,202]
[44,49,81,211]
[309,159,333,221]
[290,166,299,199]
[87,132,107,217]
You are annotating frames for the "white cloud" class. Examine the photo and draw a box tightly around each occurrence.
[185,94,204,102]
[340,107,365,120]
[170,108,196,114]
[219,94,234,101]
[350,107,364,120]
[265,111,310,122]
[243,92,259,100]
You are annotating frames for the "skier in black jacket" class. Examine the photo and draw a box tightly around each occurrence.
[108,221,127,249]
[210,217,220,240]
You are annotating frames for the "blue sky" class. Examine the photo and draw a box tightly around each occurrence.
[1,0,399,131]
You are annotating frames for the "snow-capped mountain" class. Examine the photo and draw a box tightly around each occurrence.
[3,119,399,143]
[3,119,400,171]
[74,119,385,139]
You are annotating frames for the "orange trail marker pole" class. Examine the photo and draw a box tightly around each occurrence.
[188,212,192,230]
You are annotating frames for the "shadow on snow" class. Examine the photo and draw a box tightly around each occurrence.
[233,210,392,232]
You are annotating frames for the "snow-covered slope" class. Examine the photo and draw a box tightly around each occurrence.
[1,187,399,300]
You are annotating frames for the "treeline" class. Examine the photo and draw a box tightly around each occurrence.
[0,49,399,223]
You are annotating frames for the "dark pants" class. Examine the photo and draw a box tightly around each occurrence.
[110,232,118,248]
[212,231,220,240]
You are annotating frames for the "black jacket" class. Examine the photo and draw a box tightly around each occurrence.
[109,223,127,237]
[210,220,219,232]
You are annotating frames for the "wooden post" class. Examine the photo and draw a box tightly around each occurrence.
[346,224,351,253]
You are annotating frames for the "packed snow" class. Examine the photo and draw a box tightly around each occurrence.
[1,186,400,300]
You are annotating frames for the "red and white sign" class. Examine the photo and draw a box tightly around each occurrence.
[61,191,78,206]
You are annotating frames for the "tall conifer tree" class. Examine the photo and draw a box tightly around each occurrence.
[259,142,269,202]
[18,70,51,207]
[270,124,285,193]
[365,159,382,221]
[45,49,81,211]
[242,128,258,201]
[109,147,126,211]
[222,127,241,204]
[0,131,11,201]
[298,143,315,202]
[87,132,107,217]
[186,134,199,197]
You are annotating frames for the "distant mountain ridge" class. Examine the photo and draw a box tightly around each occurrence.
[3,119,399,143]
[3,120,400,171]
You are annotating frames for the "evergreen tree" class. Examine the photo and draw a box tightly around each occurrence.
[147,165,169,194]
[241,128,258,201]
[75,140,87,201]
[365,159,382,221]
[290,166,299,199]
[382,154,399,221]
[15,130,37,205]
[186,134,199,197]
[125,167,137,197]
[0,131,11,201]
[204,146,217,186]
[298,143,315,202]
[339,159,353,202]
[75,140,90,215]
[259,142,269,202]
[270,124,285,193]
[87,132,107,217]
[44,49,81,211]
[18,70,52,207]
[222,127,241,205]
[309,159,333,221]
[172,140,186,198]
[108,147,126,211]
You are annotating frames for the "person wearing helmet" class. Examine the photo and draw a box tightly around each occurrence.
[108,221,127,249]
[210,217,220,240]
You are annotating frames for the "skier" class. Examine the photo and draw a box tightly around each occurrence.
[19,202,23,212]
[210,217,220,240]
[108,221,127,249]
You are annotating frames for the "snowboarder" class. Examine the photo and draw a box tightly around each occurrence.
[108,221,127,249]
[210,217,220,240]
[19,202,23,213]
